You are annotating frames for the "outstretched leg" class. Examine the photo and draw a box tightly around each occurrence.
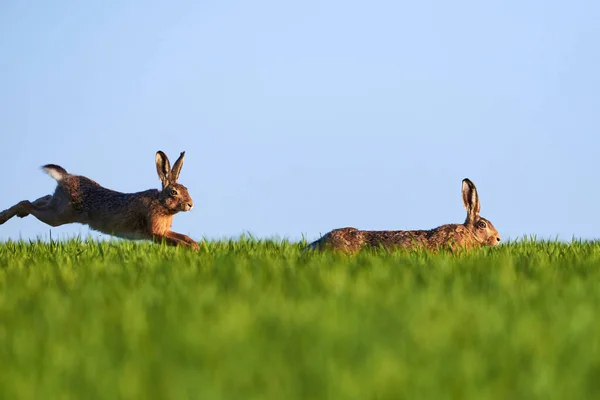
[15,195,53,217]
[0,195,72,227]
[0,195,49,224]
[169,231,200,250]
[152,232,200,251]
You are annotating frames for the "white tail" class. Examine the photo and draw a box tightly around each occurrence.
[42,164,68,181]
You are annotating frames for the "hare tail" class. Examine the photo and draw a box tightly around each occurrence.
[42,164,68,181]
[303,237,324,252]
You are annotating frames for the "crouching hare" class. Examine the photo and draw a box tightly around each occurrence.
[306,178,500,254]
[0,151,199,250]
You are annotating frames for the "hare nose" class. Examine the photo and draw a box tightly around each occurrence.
[496,237,501,242]
[187,202,194,210]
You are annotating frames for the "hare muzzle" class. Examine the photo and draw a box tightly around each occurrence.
[485,230,501,246]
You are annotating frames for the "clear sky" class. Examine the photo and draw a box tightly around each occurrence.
[1,0,599,243]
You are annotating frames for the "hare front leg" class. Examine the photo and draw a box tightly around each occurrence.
[168,231,199,250]
[152,232,199,251]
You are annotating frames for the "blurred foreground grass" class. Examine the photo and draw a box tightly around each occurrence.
[0,238,599,399]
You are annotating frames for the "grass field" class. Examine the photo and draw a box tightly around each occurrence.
[0,238,599,399]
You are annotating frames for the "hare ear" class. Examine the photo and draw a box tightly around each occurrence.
[155,151,171,188]
[462,178,480,223]
[170,151,185,182]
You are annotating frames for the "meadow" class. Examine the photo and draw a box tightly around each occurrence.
[0,238,599,400]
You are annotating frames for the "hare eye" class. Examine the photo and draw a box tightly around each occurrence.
[170,189,178,196]
[477,221,487,229]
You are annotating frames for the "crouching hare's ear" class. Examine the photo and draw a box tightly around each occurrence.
[462,178,480,224]
[170,151,185,182]
[461,178,501,246]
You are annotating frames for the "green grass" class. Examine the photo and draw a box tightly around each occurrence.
[1,238,600,399]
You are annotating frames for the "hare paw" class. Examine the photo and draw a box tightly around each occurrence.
[15,201,31,218]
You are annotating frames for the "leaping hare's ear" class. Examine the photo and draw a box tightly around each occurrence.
[156,151,171,188]
[462,178,480,223]
[170,151,185,183]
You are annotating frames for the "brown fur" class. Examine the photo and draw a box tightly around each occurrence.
[306,178,501,254]
[0,151,199,250]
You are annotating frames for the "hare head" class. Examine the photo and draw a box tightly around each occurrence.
[155,151,194,213]
[462,178,500,246]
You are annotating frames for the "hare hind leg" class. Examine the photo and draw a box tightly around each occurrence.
[0,195,75,227]
[15,195,53,217]
[20,203,74,227]
[0,195,52,224]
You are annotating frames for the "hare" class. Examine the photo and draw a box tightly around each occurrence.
[0,151,199,250]
[306,178,500,253]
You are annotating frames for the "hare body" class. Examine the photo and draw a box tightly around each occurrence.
[307,179,500,253]
[0,151,199,250]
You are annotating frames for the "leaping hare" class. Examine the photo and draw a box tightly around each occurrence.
[306,178,500,253]
[0,151,199,250]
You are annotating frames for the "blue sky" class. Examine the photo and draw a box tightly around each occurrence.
[1,0,599,243]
